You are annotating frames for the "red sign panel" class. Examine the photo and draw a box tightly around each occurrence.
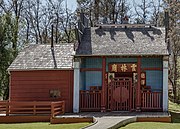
[109,63,137,72]
[141,72,146,86]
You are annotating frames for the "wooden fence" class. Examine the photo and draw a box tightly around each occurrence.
[141,92,162,110]
[80,90,101,111]
[51,101,65,118]
[0,101,65,117]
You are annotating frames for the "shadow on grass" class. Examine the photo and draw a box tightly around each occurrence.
[170,112,180,123]
[169,100,180,123]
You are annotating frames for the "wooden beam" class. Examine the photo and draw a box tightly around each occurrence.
[136,57,141,111]
[101,57,106,112]
[80,68,102,72]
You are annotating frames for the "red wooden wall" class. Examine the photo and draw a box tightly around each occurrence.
[9,70,74,113]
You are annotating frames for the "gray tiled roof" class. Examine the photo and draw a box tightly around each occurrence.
[8,44,75,71]
[76,27,169,56]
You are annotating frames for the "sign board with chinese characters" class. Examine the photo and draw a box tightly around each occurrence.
[140,72,146,86]
[108,72,115,84]
[109,63,137,73]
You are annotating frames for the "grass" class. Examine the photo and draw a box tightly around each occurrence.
[119,100,180,128]
[168,100,180,123]
[0,122,90,129]
[119,122,180,129]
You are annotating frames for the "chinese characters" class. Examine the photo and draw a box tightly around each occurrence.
[110,63,137,72]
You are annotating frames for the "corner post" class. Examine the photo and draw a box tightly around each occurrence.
[136,57,141,111]
[73,59,80,113]
[163,56,169,112]
[101,57,106,112]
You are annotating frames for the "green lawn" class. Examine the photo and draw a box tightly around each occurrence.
[120,122,180,129]
[0,122,90,129]
[169,100,180,123]
[120,101,180,128]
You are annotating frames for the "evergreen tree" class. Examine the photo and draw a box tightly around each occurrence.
[0,14,17,100]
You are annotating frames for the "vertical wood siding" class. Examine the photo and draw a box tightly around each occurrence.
[80,71,102,90]
[80,58,103,90]
[81,58,102,68]
[146,71,163,92]
[141,57,163,92]
[10,70,73,113]
[85,71,102,90]
[141,57,162,68]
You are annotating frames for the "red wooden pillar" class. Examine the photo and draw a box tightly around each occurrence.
[136,57,141,111]
[101,57,106,112]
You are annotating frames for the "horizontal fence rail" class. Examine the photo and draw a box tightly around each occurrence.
[80,90,101,111]
[0,101,9,115]
[141,92,162,110]
[0,101,65,116]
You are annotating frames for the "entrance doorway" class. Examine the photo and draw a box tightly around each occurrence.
[107,76,132,111]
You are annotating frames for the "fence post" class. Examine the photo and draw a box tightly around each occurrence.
[33,102,36,115]
[51,102,54,118]
[6,101,9,116]
[62,101,65,114]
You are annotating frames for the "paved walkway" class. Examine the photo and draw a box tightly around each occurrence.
[85,116,136,129]
[59,112,169,129]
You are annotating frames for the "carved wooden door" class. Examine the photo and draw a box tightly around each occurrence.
[108,77,132,111]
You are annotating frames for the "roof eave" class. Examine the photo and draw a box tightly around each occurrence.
[74,53,169,57]
[8,68,73,72]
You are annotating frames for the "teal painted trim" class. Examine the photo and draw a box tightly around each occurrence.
[80,57,163,91]
[80,71,102,90]
[141,57,162,68]
[85,71,102,90]
[81,57,163,69]
[80,72,85,90]
[81,58,102,68]
[146,70,163,92]
[106,58,137,71]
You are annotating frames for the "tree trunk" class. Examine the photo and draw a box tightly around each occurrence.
[173,55,178,101]
[95,0,99,23]
[26,18,30,43]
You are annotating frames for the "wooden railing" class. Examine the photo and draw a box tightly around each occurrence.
[0,101,65,116]
[141,92,162,110]
[51,101,65,118]
[0,101,9,115]
[80,90,101,111]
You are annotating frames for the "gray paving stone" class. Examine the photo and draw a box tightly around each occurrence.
[86,116,136,129]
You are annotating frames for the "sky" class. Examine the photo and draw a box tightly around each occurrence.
[66,0,163,12]
[66,0,164,23]
[65,0,144,10]
[66,0,77,11]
